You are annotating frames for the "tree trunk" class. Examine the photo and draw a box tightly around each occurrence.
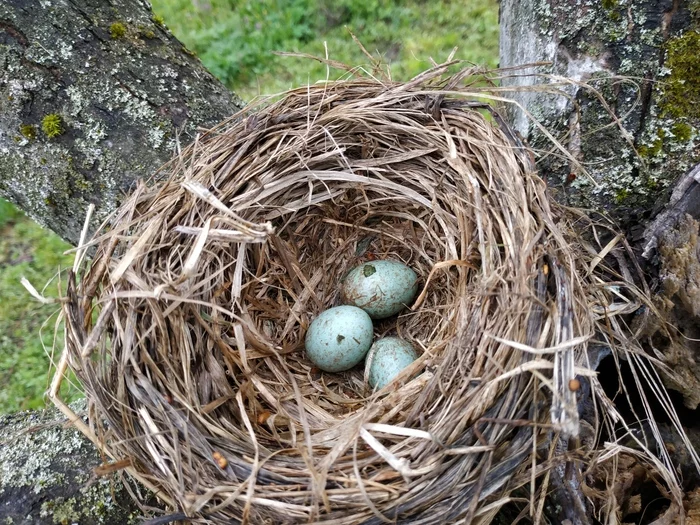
[499,0,699,231]
[0,0,244,246]
[499,0,700,408]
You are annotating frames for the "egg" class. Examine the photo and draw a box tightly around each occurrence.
[305,306,374,372]
[366,337,418,389]
[342,260,419,319]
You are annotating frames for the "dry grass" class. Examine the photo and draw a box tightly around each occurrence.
[51,63,696,523]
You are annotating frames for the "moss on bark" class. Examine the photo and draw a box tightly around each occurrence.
[660,30,700,119]
[500,0,699,230]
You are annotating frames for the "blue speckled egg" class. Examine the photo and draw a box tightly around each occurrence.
[341,260,418,319]
[366,337,419,389]
[305,306,374,372]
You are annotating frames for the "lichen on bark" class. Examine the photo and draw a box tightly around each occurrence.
[0,401,143,524]
[499,0,699,229]
[0,0,244,246]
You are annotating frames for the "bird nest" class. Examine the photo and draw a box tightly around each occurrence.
[52,65,689,523]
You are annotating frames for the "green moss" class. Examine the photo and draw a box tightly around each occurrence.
[109,21,127,39]
[41,497,80,523]
[601,0,621,21]
[135,24,155,39]
[19,124,37,140]
[41,114,64,138]
[645,127,666,156]
[73,174,92,191]
[691,0,700,24]
[660,30,700,118]
[672,121,694,142]
[152,14,165,27]
[647,137,664,156]
[638,121,695,159]
[615,188,630,204]
[645,177,660,191]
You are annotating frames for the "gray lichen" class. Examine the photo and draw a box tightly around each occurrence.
[0,401,140,524]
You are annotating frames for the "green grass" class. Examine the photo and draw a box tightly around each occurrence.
[0,199,75,412]
[150,0,499,100]
[0,1,499,414]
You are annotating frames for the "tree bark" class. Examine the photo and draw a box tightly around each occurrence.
[0,0,244,245]
[0,401,144,524]
[0,0,243,521]
[499,0,700,408]
[499,0,699,231]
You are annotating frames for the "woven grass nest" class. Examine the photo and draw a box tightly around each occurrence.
[57,64,691,524]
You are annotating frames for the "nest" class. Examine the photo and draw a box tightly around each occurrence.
[54,65,690,523]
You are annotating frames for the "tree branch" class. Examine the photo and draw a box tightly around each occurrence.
[0,0,244,245]
[0,401,146,524]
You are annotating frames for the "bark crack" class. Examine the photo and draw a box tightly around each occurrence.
[0,20,28,47]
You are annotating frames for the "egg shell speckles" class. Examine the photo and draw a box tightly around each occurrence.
[341,260,419,319]
[304,306,374,373]
[366,337,418,390]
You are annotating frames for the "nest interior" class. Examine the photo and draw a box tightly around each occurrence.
[61,67,688,524]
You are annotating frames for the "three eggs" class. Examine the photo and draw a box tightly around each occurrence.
[305,260,420,389]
